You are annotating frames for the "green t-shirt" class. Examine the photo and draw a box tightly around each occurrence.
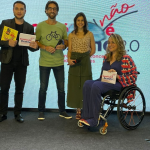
[36,21,67,67]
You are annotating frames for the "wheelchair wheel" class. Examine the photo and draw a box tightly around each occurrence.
[99,127,107,135]
[117,86,146,130]
[77,120,84,127]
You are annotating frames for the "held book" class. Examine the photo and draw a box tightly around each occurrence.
[19,33,36,46]
[101,70,117,84]
[1,26,18,41]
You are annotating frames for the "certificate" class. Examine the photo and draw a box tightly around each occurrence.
[19,33,36,46]
[101,70,117,84]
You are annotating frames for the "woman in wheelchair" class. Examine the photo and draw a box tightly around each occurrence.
[79,33,138,127]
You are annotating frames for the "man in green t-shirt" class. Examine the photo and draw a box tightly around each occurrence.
[36,1,72,120]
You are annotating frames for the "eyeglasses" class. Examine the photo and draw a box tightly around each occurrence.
[47,7,57,11]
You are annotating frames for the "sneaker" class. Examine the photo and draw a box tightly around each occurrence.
[0,114,7,122]
[79,119,90,126]
[59,111,72,119]
[38,112,45,121]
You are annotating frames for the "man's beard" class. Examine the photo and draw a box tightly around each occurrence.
[14,14,25,20]
[47,13,56,19]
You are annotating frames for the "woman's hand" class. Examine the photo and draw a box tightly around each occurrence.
[107,69,119,79]
[68,58,76,66]
[107,69,116,72]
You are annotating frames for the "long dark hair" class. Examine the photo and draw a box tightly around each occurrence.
[73,12,88,35]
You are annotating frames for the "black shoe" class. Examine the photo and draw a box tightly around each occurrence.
[15,114,24,123]
[38,112,45,121]
[59,111,72,119]
[0,114,7,122]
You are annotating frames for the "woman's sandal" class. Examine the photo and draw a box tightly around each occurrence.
[76,110,81,120]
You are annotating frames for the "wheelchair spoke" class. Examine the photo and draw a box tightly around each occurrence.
[123,111,128,120]
[129,112,135,125]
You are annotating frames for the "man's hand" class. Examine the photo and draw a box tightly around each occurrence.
[29,41,38,49]
[45,46,56,54]
[8,38,17,47]
[64,39,68,48]
[55,44,65,50]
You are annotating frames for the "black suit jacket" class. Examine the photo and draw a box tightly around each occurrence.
[0,18,38,66]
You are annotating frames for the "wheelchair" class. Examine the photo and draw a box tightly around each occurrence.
[78,84,146,135]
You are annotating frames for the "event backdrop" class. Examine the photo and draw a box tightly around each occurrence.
[0,0,149,111]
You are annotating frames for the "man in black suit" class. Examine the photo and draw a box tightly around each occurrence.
[0,1,38,123]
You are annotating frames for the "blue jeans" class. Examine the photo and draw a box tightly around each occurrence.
[38,65,65,112]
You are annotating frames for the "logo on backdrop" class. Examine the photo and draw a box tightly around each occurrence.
[99,3,136,35]
[91,3,139,53]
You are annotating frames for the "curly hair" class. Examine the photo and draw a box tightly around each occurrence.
[106,33,126,61]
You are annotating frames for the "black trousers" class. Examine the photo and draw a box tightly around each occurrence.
[0,61,27,116]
